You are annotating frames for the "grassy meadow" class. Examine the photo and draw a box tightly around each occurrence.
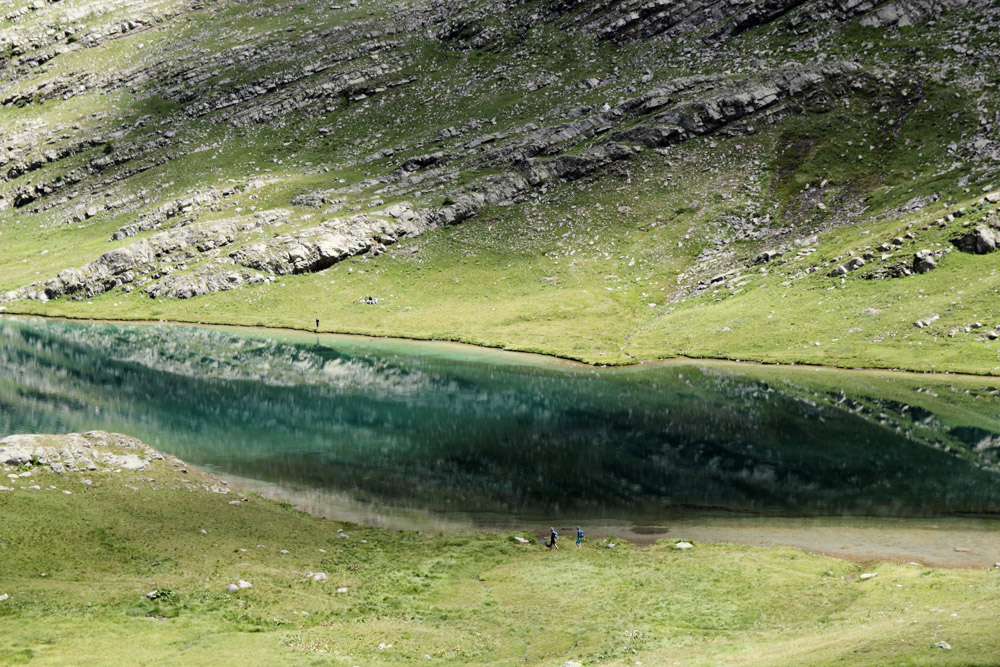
[1,441,999,666]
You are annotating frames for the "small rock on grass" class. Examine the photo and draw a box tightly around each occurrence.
[226,584,239,593]
[935,641,952,650]
[860,573,878,580]
[0,593,8,601]
[674,541,694,550]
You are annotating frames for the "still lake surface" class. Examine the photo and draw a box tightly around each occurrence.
[2,315,1000,530]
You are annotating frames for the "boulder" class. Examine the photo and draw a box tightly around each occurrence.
[828,265,848,277]
[0,444,33,466]
[912,250,937,274]
[753,250,782,264]
[952,225,997,254]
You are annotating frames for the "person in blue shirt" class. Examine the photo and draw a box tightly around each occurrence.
[547,527,559,550]
[576,526,584,549]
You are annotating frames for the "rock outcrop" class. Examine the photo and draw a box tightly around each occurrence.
[0,431,163,473]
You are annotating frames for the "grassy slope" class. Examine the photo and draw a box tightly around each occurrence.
[1,444,999,666]
[1,2,998,371]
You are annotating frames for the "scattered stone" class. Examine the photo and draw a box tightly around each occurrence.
[674,541,694,550]
[237,580,252,589]
[336,587,348,593]
[914,314,940,328]
[226,584,240,593]
[860,573,878,580]
[935,641,952,650]
[514,536,530,544]
[0,593,8,602]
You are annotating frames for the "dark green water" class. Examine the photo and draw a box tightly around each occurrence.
[2,315,1000,524]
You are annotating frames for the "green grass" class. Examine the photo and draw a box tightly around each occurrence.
[1,436,999,665]
[2,0,999,375]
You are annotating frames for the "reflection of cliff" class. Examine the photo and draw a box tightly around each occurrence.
[2,316,1000,519]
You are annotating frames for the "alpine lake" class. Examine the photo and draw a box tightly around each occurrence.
[2,315,999,565]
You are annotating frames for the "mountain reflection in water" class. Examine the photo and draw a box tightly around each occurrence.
[2,316,1000,523]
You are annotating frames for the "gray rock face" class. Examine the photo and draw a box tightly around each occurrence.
[0,431,164,472]
[144,267,267,299]
[2,212,289,304]
[613,62,859,149]
[231,214,422,275]
[753,250,782,264]
[913,250,938,273]
[953,225,997,254]
[110,188,225,240]
[291,192,327,208]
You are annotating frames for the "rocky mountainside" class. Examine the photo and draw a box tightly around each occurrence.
[1,0,999,369]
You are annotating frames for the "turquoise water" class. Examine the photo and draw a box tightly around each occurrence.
[2,315,1000,524]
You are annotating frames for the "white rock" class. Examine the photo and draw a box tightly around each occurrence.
[237,580,252,589]
[336,587,348,593]
[312,572,327,582]
[226,584,239,593]
[0,593,8,601]
[674,541,694,550]
[860,573,878,580]
[514,536,530,544]
[935,641,952,650]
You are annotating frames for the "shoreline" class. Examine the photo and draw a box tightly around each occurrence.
[227,471,1000,570]
[3,429,998,569]
[5,310,1000,381]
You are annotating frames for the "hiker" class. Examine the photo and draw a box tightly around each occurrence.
[576,526,583,549]
[315,318,319,330]
[548,527,559,550]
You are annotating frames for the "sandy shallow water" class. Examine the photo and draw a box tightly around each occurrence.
[228,476,999,569]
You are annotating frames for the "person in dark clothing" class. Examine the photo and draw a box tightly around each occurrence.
[547,527,559,550]
[576,526,584,548]
[315,318,320,330]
